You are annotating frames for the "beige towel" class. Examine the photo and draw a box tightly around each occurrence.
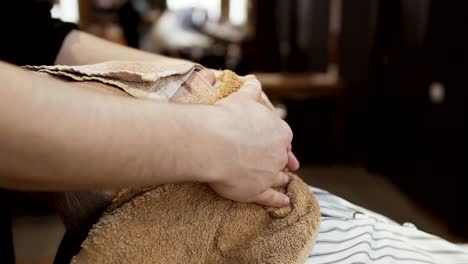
[27,61,321,264]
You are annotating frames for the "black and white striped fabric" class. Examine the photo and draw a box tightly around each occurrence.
[305,187,468,264]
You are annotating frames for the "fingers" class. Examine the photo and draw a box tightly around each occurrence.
[285,144,300,171]
[286,151,300,171]
[236,79,262,101]
[271,171,290,188]
[240,74,257,81]
[253,188,290,207]
[198,69,216,85]
[280,120,294,144]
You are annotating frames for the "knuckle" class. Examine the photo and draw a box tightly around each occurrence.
[276,172,286,185]
[265,170,276,183]
[253,194,265,205]
[264,190,274,201]
[245,74,257,79]
[281,153,289,167]
[280,120,293,141]
[244,79,262,89]
[271,192,282,204]
[271,146,288,168]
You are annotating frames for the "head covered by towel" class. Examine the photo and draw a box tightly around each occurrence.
[27,61,321,264]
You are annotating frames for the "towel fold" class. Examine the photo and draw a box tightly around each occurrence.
[25,61,216,103]
[73,174,319,264]
[27,61,321,264]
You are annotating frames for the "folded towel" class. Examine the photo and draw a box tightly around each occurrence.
[26,61,216,103]
[27,61,321,264]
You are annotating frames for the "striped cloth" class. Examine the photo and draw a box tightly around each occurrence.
[459,245,468,251]
[306,187,468,264]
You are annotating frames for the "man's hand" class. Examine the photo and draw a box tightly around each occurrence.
[210,70,300,171]
[190,79,298,207]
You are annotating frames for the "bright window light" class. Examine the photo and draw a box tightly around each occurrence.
[167,0,221,21]
[51,0,80,23]
[229,0,248,26]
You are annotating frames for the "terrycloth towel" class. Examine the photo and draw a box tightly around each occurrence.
[25,61,217,104]
[27,61,321,264]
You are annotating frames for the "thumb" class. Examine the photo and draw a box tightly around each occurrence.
[253,188,290,208]
[236,79,262,101]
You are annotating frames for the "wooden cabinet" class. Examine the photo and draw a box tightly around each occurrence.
[367,0,468,237]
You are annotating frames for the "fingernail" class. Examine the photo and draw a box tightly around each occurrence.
[284,173,290,183]
[283,196,290,205]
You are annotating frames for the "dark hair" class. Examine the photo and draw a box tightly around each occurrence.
[150,0,167,11]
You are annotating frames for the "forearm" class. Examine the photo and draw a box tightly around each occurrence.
[0,61,209,191]
[55,30,189,65]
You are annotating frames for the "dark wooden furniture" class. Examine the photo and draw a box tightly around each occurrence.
[361,0,468,237]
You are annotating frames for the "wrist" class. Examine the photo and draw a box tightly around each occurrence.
[168,104,221,184]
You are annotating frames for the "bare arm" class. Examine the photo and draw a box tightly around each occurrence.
[0,61,293,206]
[0,61,214,191]
[55,30,188,65]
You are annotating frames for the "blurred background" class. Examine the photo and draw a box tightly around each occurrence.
[8,0,468,263]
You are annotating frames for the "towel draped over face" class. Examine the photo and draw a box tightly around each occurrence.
[26,61,321,264]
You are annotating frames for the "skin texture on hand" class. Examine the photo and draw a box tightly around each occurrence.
[211,70,300,172]
[181,78,298,207]
[197,69,300,207]
[241,75,300,172]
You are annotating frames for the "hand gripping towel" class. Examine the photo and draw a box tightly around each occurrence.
[26,61,321,264]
